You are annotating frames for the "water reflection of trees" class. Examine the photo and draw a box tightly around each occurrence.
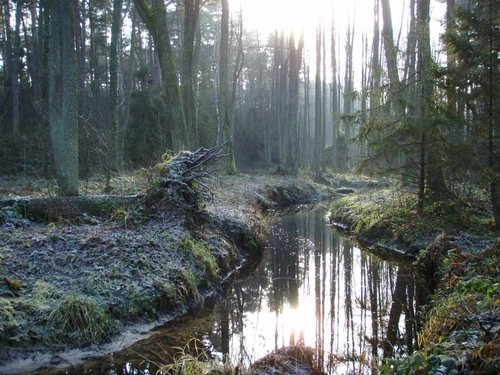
[212,208,430,373]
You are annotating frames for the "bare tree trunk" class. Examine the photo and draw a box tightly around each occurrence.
[416,0,437,212]
[1,0,12,110]
[109,0,123,172]
[301,63,310,168]
[48,0,79,196]
[369,0,381,139]
[487,0,500,229]
[219,0,236,173]
[287,32,304,173]
[343,22,354,171]
[314,23,323,180]
[181,0,201,150]
[133,0,187,150]
[331,13,339,172]
[11,0,22,136]
[321,25,327,174]
[381,0,403,117]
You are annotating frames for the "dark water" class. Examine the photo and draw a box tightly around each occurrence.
[36,205,428,374]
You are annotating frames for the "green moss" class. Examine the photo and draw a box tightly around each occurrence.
[161,280,183,304]
[329,189,410,240]
[0,298,23,344]
[92,197,118,216]
[179,234,219,281]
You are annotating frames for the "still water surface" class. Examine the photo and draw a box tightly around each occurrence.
[44,205,427,374]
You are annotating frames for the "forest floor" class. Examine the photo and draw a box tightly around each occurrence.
[0,171,498,374]
[0,170,362,374]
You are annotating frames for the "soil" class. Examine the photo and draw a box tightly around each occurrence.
[0,172,342,374]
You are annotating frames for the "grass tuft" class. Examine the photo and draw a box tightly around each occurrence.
[48,292,118,345]
[155,338,237,375]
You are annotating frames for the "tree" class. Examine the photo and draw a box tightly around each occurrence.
[109,0,123,172]
[181,0,202,150]
[47,0,79,196]
[219,0,236,173]
[11,0,22,136]
[442,0,500,228]
[314,22,323,180]
[415,0,433,213]
[380,0,403,117]
[133,0,187,151]
[287,32,304,173]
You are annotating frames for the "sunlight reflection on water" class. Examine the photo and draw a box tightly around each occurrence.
[208,205,425,373]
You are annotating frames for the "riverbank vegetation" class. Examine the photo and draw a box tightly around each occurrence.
[329,186,499,374]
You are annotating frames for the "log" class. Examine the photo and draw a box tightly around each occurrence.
[1,144,225,221]
[1,195,140,221]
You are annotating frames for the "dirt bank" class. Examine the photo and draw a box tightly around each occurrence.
[0,173,337,374]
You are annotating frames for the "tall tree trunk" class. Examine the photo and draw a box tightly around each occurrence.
[219,0,236,173]
[48,0,79,196]
[287,32,304,173]
[1,0,13,105]
[343,22,354,171]
[11,0,22,136]
[406,0,417,114]
[331,14,338,172]
[368,0,381,161]
[416,0,439,211]
[487,0,500,229]
[275,31,287,171]
[133,0,187,151]
[321,25,327,174]
[314,23,323,180]
[109,0,123,172]
[30,0,44,125]
[380,0,403,117]
[301,63,310,168]
[419,0,446,196]
[181,0,201,150]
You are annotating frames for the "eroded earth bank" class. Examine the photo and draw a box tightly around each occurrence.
[0,170,343,374]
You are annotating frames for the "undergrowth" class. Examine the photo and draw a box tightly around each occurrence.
[380,243,499,374]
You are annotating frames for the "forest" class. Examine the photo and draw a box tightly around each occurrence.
[0,0,498,374]
[0,0,498,218]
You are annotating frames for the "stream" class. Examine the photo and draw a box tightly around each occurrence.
[33,204,428,374]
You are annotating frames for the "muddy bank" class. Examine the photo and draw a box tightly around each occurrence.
[0,173,334,374]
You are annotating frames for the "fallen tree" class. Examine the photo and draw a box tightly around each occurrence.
[0,144,226,222]
[143,143,226,211]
